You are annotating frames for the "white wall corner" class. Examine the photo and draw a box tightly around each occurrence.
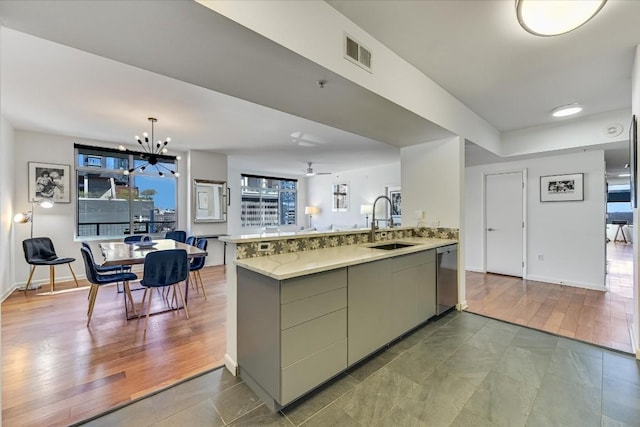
[224,353,239,376]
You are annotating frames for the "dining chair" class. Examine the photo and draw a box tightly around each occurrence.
[189,238,208,300]
[139,249,189,332]
[81,242,132,273]
[80,247,138,326]
[165,230,187,243]
[185,235,197,246]
[22,237,80,293]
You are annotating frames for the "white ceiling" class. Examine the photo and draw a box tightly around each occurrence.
[0,0,638,176]
[327,0,640,132]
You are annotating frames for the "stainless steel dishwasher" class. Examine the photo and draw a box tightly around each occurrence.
[436,244,458,315]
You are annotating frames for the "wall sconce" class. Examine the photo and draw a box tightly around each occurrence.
[304,206,320,228]
[14,198,55,238]
[360,204,373,227]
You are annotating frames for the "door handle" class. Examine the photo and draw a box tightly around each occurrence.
[487,228,495,231]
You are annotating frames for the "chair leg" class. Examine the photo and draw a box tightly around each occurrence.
[143,288,154,332]
[68,263,80,287]
[87,285,99,326]
[24,266,36,294]
[87,285,95,314]
[49,265,55,294]
[138,288,149,319]
[197,271,207,300]
[124,281,137,317]
[174,282,189,319]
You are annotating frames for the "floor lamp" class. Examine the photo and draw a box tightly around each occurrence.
[14,198,55,239]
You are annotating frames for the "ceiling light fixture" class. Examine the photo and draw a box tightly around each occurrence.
[516,0,607,37]
[618,173,631,177]
[124,117,179,177]
[551,103,583,118]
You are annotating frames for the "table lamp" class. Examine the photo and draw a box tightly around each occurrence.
[304,206,320,228]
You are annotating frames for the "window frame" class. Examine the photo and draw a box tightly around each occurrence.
[74,144,179,238]
[240,174,298,228]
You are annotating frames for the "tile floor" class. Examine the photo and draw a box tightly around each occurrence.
[77,311,640,427]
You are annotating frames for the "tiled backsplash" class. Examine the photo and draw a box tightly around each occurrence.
[236,227,459,259]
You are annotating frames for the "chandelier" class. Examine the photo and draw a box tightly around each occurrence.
[125,117,179,177]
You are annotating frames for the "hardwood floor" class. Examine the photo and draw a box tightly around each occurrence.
[2,265,227,427]
[466,241,634,354]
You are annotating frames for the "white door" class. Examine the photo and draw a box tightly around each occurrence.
[486,172,524,277]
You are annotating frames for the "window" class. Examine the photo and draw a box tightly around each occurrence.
[75,145,178,237]
[240,174,297,227]
[607,184,632,224]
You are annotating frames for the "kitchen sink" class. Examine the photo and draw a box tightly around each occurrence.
[369,242,417,250]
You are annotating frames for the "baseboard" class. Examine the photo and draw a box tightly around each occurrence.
[224,353,238,376]
[465,267,485,273]
[14,273,88,290]
[456,300,468,311]
[629,326,639,360]
[525,275,605,292]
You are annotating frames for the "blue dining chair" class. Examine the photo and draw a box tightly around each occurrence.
[22,237,79,294]
[80,247,138,326]
[185,235,196,246]
[81,242,131,274]
[165,230,187,243]
[189,238,208,300]
[139,249,189,332]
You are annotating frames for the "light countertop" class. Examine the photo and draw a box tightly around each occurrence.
[235,237,457,280]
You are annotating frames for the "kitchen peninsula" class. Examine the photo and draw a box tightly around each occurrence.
[222,227,458,411]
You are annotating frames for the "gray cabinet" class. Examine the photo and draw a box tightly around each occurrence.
[348,249,436,365]
[237,267,347,411]
[237,247,438,410]
[347,258,393,365]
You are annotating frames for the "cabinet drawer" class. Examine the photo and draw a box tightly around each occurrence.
[281,268,347,304]
[281,288,346,329]
[281,308,346,367]
[280,339,347,405]
[393,249,435,271]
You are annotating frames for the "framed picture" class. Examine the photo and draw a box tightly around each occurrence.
[332,182,349,211]
[28,162,71,203]
[629,115,637,208]
[193,179,227,223]
[387,185,402,224]
[540,173,584,202]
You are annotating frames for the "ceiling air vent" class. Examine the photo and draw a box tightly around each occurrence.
[344,34,372,72]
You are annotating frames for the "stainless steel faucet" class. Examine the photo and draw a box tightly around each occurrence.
[371,195,394,241]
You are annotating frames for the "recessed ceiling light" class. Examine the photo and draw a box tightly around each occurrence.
[516,0,607,37]
[551,103,583,118]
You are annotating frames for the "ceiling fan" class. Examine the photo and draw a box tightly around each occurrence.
[304,162,331,177]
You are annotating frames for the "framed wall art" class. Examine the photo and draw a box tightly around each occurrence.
[332,182,349,212]
[387,185,402,224]
[28,162,71,203]
[540,173,584,202]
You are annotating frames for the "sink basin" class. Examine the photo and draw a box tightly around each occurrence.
[369,242,416,250]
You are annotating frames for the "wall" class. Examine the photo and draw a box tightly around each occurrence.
[305,162,400,229]
[226,156,307,236]
[401,137,463,229]
[186,149,228,266]
[632,45,640,355]
[465,150,606,290]
[1,116,15,300]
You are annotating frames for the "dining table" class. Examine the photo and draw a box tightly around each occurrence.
[98,239,208,319]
